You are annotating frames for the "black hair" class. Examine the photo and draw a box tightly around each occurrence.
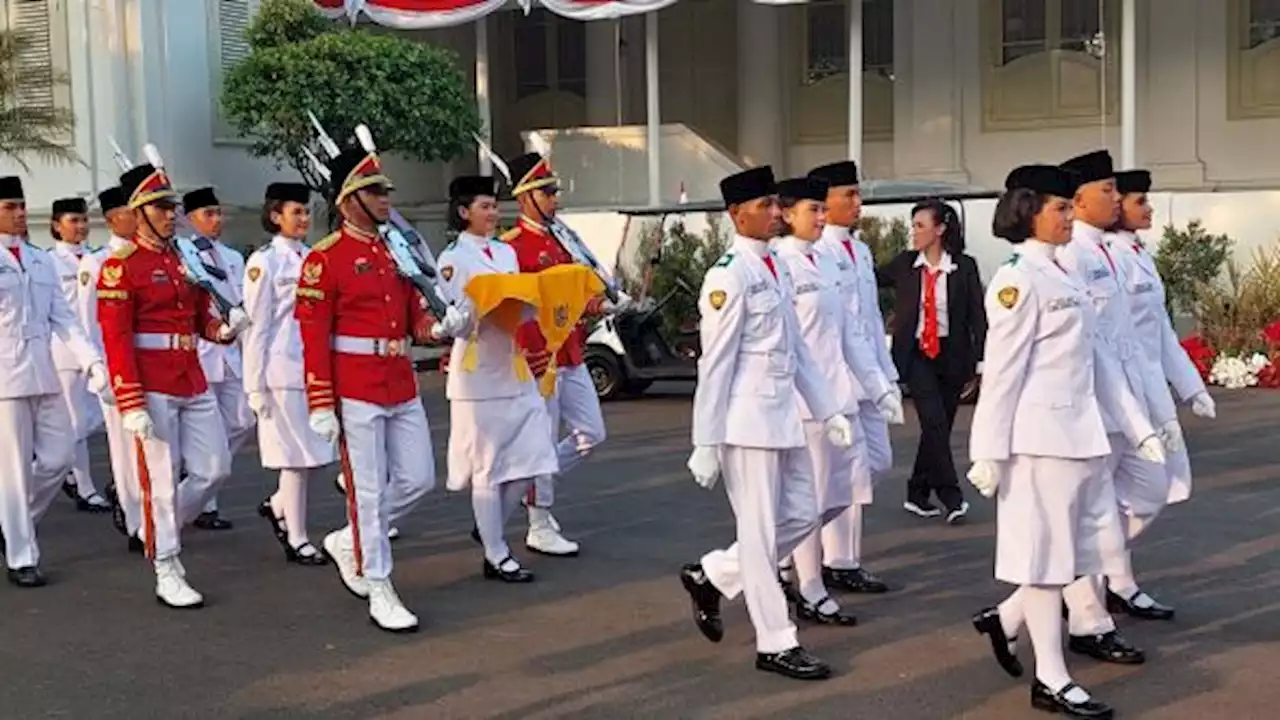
[991,188,1045,244]
[910,199,965,254]
[776,194,802,237]
[261,199,285,235]
[448,193,495,233]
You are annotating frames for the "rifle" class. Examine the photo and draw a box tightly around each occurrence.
[306,112,452,319]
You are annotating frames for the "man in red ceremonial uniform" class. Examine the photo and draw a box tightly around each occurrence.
[97,161,249,609]
[295,145,453,633]
[502,152,623,557]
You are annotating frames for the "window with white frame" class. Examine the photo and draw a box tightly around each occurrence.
[982,0,1118,131]
[211,0,259,142]
[1228,0,1280,119]
[3,0,73,146]
[797,0,894,142]
[513,9,587,102]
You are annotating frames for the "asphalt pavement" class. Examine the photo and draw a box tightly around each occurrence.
[2,378,1279,719]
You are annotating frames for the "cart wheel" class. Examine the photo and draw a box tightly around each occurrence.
[585,350,624,401]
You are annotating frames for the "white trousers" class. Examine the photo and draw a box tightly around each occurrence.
[130,391,231,560]
[701,445,820,654]
[474,478,534,565]
[530,363,606,508]
[101,399,142,534]
[337,398,434,580]
[0,394,75,568]
[202,378,255,514]
[57,369,103,500]
[793,415,864,603]
[820,400,886,568]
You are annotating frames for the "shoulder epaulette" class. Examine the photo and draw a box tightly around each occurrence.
[441,239,457,253]
[499,227,520,243]
[312,231,341,252]
[1003,253,1021,267]
[712,252,735,269]
[111,244,137,260]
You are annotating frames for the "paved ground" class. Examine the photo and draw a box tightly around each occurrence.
[3,378,1279,719]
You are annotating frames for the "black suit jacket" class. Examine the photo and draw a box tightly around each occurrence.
[875,250,988,380]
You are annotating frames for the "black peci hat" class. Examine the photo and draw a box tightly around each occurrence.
[0,176,24,202]
[776,176,829,202]
[720,166,777,207]
[182,187,220,212]
[1115,170,1152,195]
[1004,164,1082,199]
[807,160,860,188]
[98,186,127,214]
[52,197,87,216]
[265,182,311,205]
[1060,150,1114,185]
[449,175,497,200]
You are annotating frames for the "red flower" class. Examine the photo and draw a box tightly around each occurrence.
[1181,334,1215,381]
[1264,319,1280,350]
[1257,352,1280,388]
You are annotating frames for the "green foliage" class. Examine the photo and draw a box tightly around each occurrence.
[1194,243,1280,356]
[859,215,910,319]
[0,30,78,169]
[1154,220,1233,318]
[621,215,731,337]
[221,0,480,191]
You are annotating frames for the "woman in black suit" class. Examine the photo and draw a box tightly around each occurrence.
[877,200,987,524]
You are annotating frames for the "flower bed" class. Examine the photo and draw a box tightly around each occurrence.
[1181,319,1280,389]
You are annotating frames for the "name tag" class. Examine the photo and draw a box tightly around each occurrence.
[1046,296,1081,312]
[748,281,770,295]
[1133,281,1154,294]
[1089,267,1111,282]
[794,282,820,295]
[837,261,852,272]
[0,266,14,274]
[152,269,170,284]
[277,277,298,287]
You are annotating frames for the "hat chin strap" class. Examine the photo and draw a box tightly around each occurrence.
[139,207,173,245]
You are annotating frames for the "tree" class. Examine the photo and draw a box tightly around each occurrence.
[1154,219,1233,318]
[0,30,77,169]
[220,0,480,193]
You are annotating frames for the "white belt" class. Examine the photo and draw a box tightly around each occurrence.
[134,333,197,351]
[332,335,411,358]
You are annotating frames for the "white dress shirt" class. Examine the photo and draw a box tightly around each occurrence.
[913,250,957,340]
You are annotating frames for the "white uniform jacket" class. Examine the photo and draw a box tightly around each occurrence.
[970,240,1152,462]
[818,225,898,397]
[1058,222,1156,444]
[437,232,540,402]
[691,235,838,449]
[76,236,132,351]
[0,240,100,400]
[241,236,309,394]
[774,236,890,418]
[195,239,245,383]
[49,241,94,372]
[1108,231,1206,405]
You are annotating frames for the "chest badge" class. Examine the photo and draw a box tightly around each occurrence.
[101,265,123,287]
[441,265,454,282]
[538,251,553,267]
[997,286,1019,309]
[354,257,371,275]
[302,262,323,285]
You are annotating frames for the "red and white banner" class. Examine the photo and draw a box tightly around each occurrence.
[314,0,778,28]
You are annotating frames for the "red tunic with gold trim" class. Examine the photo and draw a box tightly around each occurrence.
[504,215,604,369]
[96,236,226,414]
[294,223,436,411]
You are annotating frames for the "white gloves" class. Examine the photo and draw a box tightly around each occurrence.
[309,409,340,445]
[247,391,270,420]
[86,362,109,396]
[889,383,903,402]
[967,460,1000,499]
[1137,434,1167,465]
[122,410,155,440]
[218,306,250,341]
[875,391,905,425]
[430,305,470,339]
[823,414,854,448]
[1160,420,1184,454]
[1190,392,1216,419]
[603,291,634,313]
[687,445,721,490]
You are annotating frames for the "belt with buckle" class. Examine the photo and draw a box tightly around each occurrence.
[134,333,196,351]
[332,335,410,358]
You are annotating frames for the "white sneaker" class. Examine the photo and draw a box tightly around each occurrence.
[322,530,369,599]
[526,507,580,556]
[368,579,419,633]
[155,557,203,609]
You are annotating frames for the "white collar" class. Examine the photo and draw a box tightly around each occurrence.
[913,250,957,273]
[56,240,85,257]
[271,234,304,251]
[0,233,21,249]
[108,235,130,250]
[458,231,492,249]
[1072,220,1107,246]
[732,233,771,258]
[1021,238,1063,263]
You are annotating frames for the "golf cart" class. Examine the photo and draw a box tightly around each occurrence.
[582,181,1000,401]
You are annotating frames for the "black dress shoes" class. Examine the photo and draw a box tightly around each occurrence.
[194,511,233,531]
[823,566,889,593]
[483,557,534,583]
[1030,681,1114,718]
[679,564,723,642]
[286,542,329,566]
[755,646,832,680]
[972,607,1024,678]
[1106,589,1175,620]
[470,525,482,544]
[795,596,857,626]
[1068,630,1145,664]
[7,566,46,588]
[105,483,127,535]
[258,499,287,542]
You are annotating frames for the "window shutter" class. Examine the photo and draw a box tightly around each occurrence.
[213,0,256,142]
[6,0,57,118]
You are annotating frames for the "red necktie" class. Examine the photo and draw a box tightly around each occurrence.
[840,238,857,265]
[7,245,19,266]
[1098,243,1116,275]
[1052,258,1068,274]
[806,253,816,266]
[920,268,941,360]
[483,246,493,260]
[763,254,778,280]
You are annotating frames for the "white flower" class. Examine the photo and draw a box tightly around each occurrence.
[1210,354,1261,389]
[1249,352,1272,371]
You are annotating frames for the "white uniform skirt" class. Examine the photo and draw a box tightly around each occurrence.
[803,412,871,515]
[447,389,558,491]
[995,455,1126,586]
[57,369,104,440]
[257,389,337,470]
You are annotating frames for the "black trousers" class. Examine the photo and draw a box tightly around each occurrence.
[904,340,966,511]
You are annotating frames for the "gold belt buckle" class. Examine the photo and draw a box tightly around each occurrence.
[386,338,404,357]
[177,334,194,351]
